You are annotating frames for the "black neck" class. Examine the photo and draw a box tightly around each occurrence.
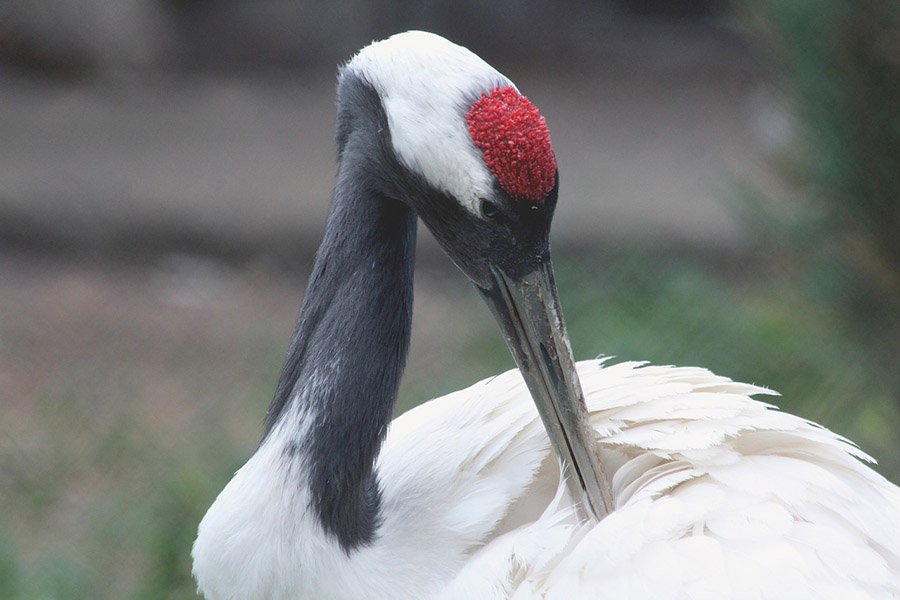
[264,150,416,551]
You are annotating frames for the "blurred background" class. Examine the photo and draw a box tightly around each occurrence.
[0,0,898,597]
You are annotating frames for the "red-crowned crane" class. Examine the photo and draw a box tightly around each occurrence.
[192,31,900,599]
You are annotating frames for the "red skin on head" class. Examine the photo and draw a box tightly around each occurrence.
[465,86,557,203]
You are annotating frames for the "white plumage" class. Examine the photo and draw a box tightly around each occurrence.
[194,359,900,598]
[347,31,511,215]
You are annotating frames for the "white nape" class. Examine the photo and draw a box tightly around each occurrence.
[346,31,512,216]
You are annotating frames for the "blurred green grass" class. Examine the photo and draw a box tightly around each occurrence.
[3,2,898,589]
[2,246,898,598]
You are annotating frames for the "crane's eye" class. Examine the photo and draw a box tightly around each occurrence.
[480,199,501,220]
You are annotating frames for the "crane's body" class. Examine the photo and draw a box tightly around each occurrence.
[192,31,900,599]
[195,359,900,598]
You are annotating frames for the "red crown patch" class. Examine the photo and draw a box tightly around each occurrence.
[465,86,557,202]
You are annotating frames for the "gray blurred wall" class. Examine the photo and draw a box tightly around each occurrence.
[2,1,727,76]
[0,1,775,262]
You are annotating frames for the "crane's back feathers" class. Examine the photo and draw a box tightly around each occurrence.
[395,360,900,599]
[193,359,900,599]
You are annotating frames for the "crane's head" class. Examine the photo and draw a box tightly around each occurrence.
[341,31,559,286]
[339,31,611,520]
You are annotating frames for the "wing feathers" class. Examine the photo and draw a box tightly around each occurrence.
[413,359,900,598]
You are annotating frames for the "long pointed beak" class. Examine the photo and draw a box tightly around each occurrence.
[480,260,613,522]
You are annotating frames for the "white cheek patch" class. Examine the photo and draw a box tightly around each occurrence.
[346,31,512,216]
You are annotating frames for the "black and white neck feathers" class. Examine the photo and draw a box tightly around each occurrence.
[263,77,416,550]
